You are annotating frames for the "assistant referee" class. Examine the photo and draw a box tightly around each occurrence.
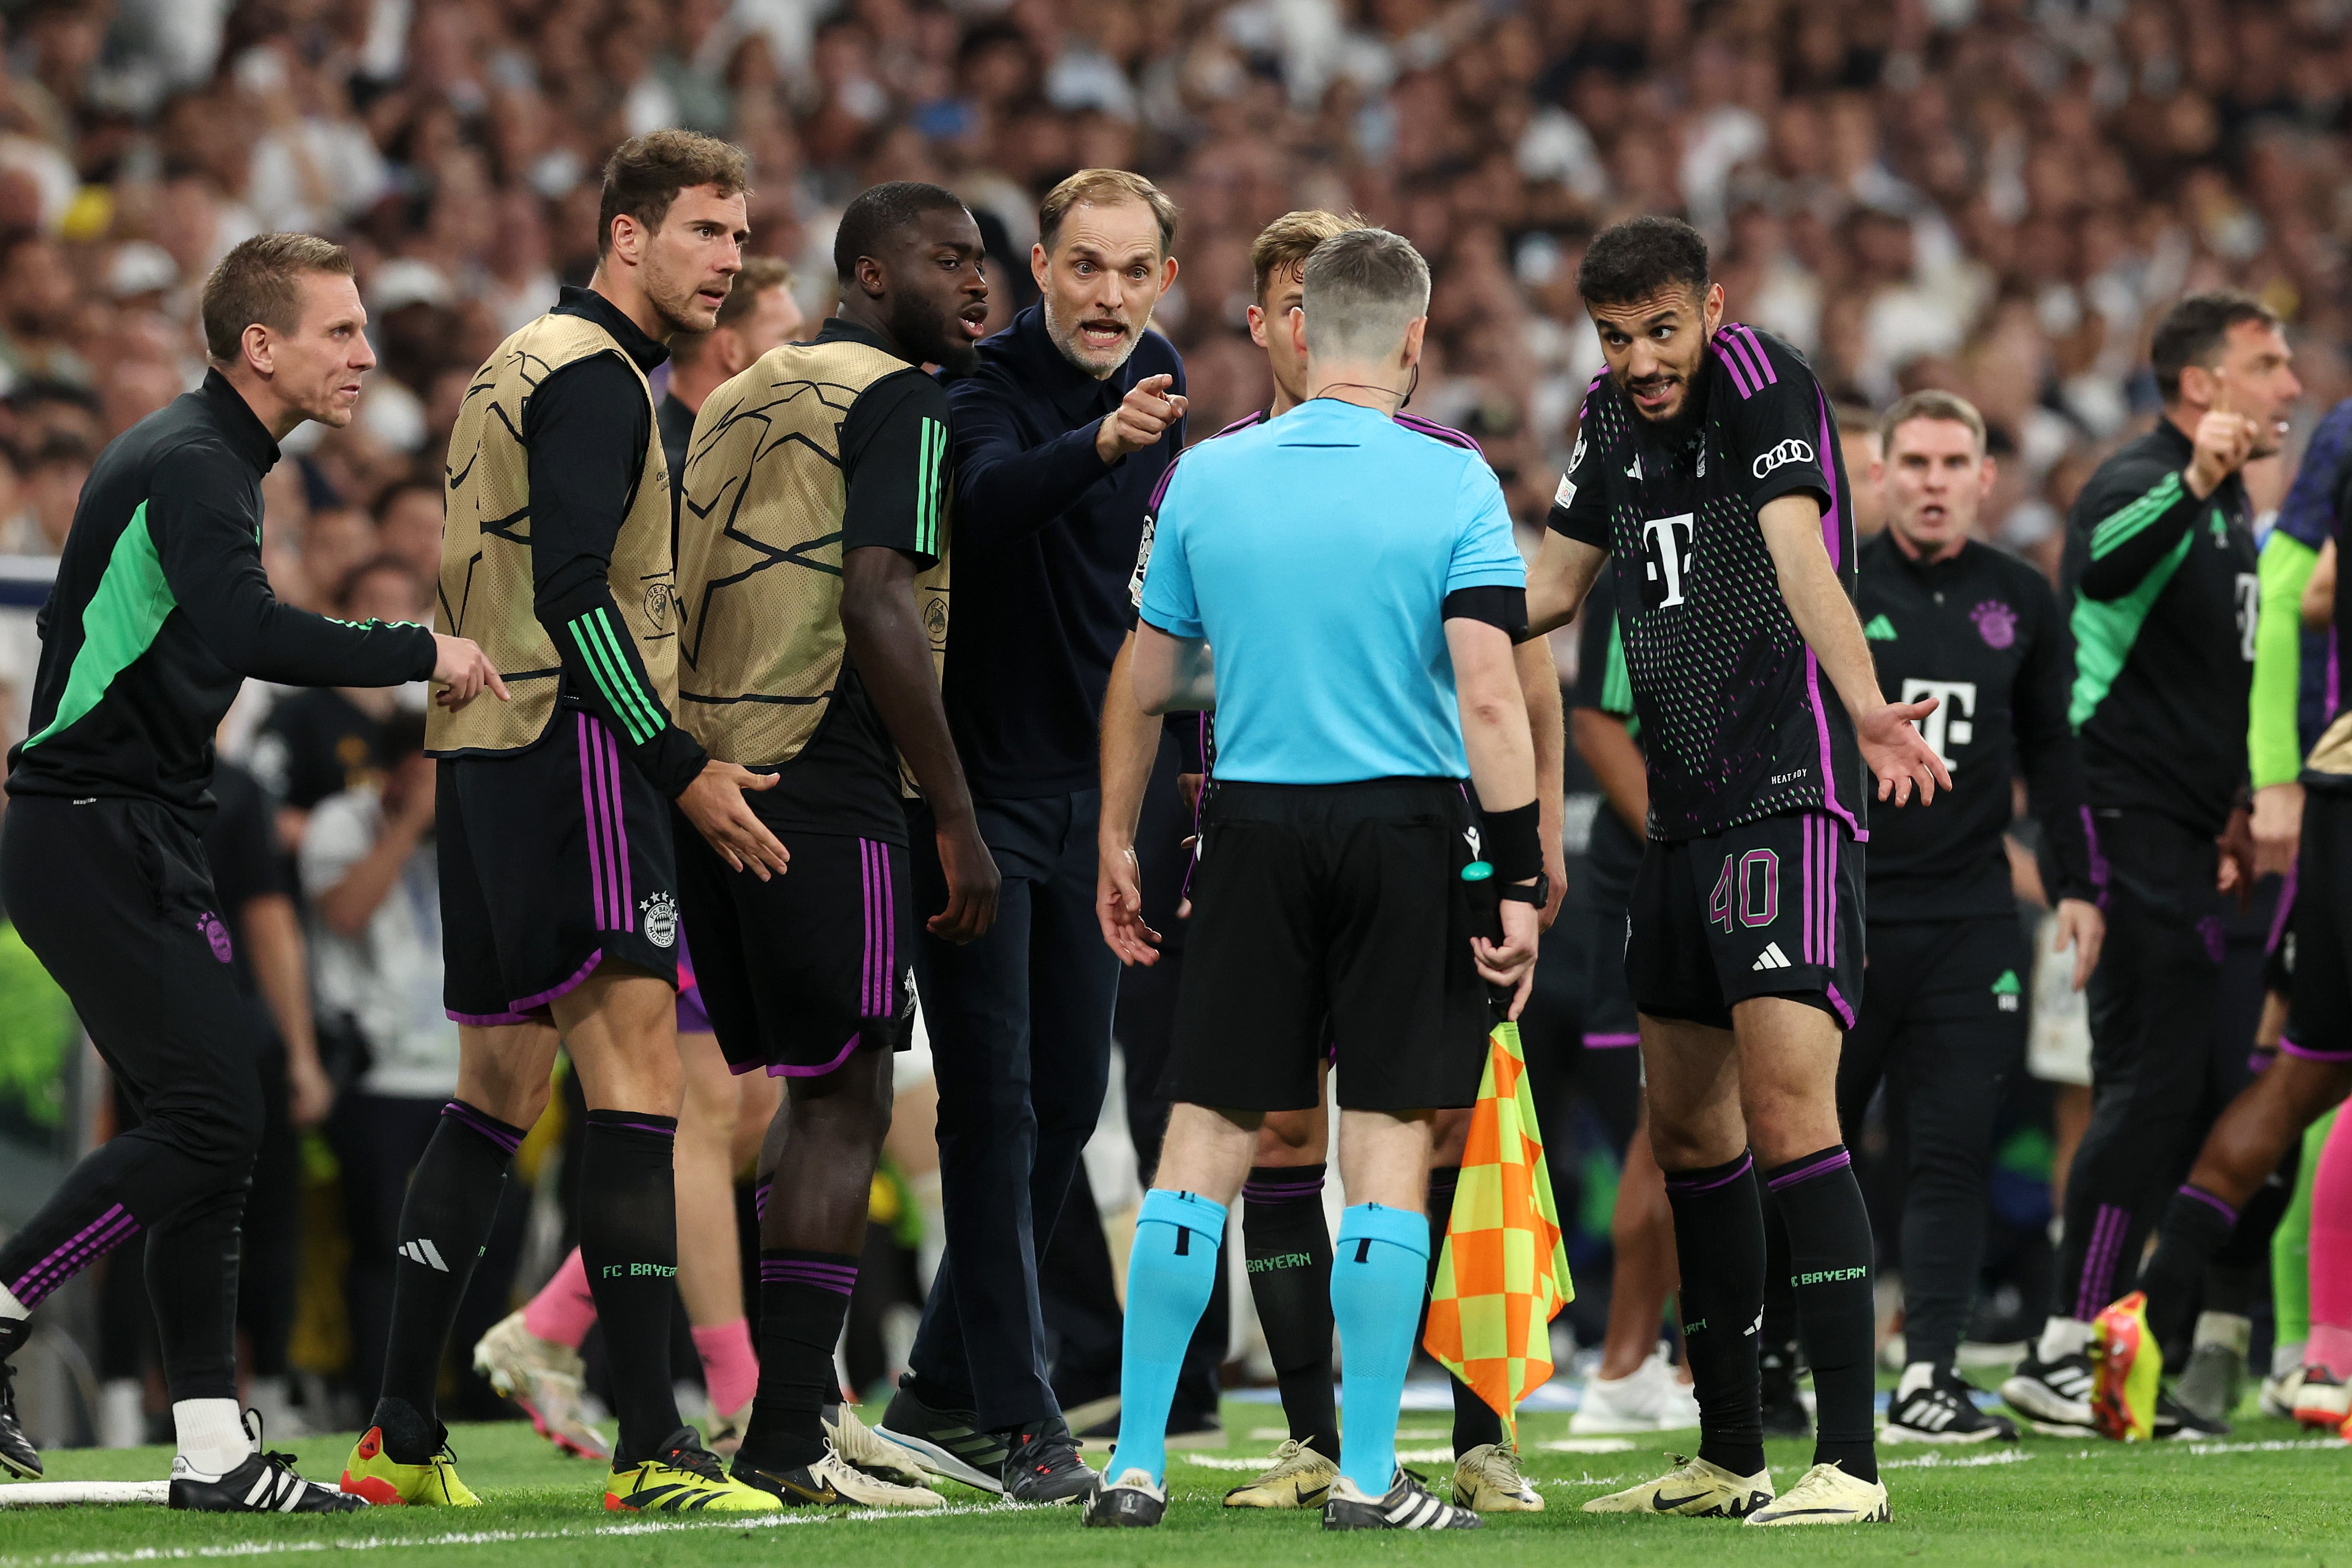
[1085,228,1538,1534]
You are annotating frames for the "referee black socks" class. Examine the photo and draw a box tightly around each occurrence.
[740,1249,859,1473]
[578,1109,683,1467]
[1242,1164,1339,1458]
[373,1099,525,1461]
[1767,1145,1878,1484]
[1663,1151,1767,1478]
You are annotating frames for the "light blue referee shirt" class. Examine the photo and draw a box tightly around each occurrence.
[1137,398,1525,785]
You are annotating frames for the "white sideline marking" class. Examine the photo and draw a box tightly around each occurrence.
[0,1500,1003,1565]
[0,1482,170,1506]
[1880,1450,2035,1470]
[1183,1444,1454,1474]
[1538,1438,1637,1454]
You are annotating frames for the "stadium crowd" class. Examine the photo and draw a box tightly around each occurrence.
[0,0,2347,1509]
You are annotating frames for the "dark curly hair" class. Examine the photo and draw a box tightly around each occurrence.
[1576,216,1710,308]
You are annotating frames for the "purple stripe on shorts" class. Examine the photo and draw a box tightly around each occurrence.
[882,844,897,1017]
[1767,1149,1852,1191]
[577,715,608,931]
[509,949,604,1016]
[857,839,875,1016]
[602,724,633,930]
[2178,1184,2238,1227]
[1824,979,1856,1030]
[1801,816,1817,966]
[2280,1035,2352,1063]
[1665,1152,1753,1193]
[447,1006,534,1026]
[771,1032,864,1079]
[10,1203,140,1306]
[442,1099,524,1156]
[1826,820,1838,967]
[2082,805,2110,909]
[1582,1032,1641,1048]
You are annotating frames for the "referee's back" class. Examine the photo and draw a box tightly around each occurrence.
[1136,398,1523,785]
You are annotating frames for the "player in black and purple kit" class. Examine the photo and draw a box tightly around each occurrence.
[1524,217,1948,1527]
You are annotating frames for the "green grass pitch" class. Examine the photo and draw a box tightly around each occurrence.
[2,1400,2346,1567]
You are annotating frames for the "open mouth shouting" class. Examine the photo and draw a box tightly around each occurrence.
[1078,315,1129,354]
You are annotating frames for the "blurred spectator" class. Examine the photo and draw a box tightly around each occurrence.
[294,503,378,614]
[249,555,427,853]
[1,430,90,556]
[373,477,445,587]
[304,710,466,1408]
[658,254,804,478]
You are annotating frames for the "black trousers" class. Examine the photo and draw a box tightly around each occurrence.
[2054,811,2256,1323]
[0,798,264,1401]
[1836,915,2027,1374]
[902,787,1121,1430]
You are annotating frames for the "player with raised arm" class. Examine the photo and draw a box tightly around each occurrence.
[341,132,784,1514]
[1522,216,1947,1526]
[0,234,500,1506]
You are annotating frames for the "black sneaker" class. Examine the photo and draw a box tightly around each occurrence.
[1001,1418,1100,1504]
[2154,1391,2229,1440]
[873,1374,1008,1493]
[1883,1369,2019,1444]
[170,1413,365,1513]
[1999,1351,2097,1435]
[0,1352,41,1481]
[1082,1467,1166,1527]
[1323,1468,1482,1530]
[1759,1345,1811,1439]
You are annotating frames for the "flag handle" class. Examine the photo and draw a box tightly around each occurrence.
[1461,858,1514,1014]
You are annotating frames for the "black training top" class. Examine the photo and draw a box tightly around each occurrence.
[1855,532,2099,921]
[2061,417,2256,836]
[942,302,1185,800]
[7,370,434,819]
[1570,586,1645,885]
[752,315,954,845]
[1548,323,1864,841]
[658,390,697,500]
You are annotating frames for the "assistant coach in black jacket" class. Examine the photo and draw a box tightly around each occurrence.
[875,170,1186,1502]
[1848,390,2103,1443]
[0,234,497,1506]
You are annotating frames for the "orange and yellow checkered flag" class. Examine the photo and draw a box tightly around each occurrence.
[1421,1017,1573,1444]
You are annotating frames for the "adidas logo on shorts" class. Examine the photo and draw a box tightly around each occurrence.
[1751,942,1793,972]
[398,1239,450,1272]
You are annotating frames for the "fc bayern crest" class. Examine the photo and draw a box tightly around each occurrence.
[1971,600,2017,650]
[640,892,679,949]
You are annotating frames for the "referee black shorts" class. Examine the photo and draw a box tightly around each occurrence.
[1162,777,1490,1115]
[675,822,916,1079]
[438,711,680,1024]
[1629,808,1866,1032]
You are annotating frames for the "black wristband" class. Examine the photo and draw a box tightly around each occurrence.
[1478,799,1543,884]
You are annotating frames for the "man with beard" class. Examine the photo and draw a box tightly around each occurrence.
[874,168,1183,1504]
[1522,216,1950,1526]
[1998,292,2300,1440]
[343,130,785,1513]
[671,181,997,1509]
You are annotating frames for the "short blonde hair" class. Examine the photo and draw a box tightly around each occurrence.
[200,233,352,362]
[1038,169,1179,258]
[1250,210,1367,305]
[1879,389,1987,457]
[1300,228,1429,361]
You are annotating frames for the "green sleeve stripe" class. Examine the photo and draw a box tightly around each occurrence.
[2088,472,2185,560]
[918,417,945,557]
[2070,529,2195,731]
[913,418,933,557]
[1600,621,1634,717]
[584,609,665,742]
[2251,531,2318,788]
[23,501,176,751]
[568,610,660,744]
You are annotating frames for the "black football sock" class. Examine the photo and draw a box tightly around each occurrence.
[1242,1165,1339,1457]
[1767,1146,1877,1485]
[372,1100,523,1462]
[578,1110,684,1466]
[739,1250,858,1474]
[2137,1184,2239,1353]
[1665,1151,1767,1478]
[1424,1166,1507,1454]
[1760,1196,1801,1365]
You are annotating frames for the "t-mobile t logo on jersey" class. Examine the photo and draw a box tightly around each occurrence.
[1900,678,1977,770]
[1641,513,1695,608]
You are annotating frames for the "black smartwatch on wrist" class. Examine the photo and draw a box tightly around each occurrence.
[1497,872,1550,908]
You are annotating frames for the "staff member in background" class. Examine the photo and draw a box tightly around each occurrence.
[2002,292,2298,1435]
[657,256,805,482]
[1088,227,1535,1533]
[1845,390,2102,1443]
[874,168,1184,1505]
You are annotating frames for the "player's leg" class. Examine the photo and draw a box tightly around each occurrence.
[1573,1099,1696,1433]
[2269,1110,2334,1415]
[1877,918,2025,1444]
[1228,1083,1343,1504]
[674,1023,759,1448]
[0,799,353,1510]
[2297,1101,2352,1428]
[1587,834,1776,1519]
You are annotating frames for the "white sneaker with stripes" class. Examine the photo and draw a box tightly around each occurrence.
[1882,1363,2018,1443]
[1323,1469,1483,1530]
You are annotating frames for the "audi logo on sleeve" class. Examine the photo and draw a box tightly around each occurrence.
[1751,438,1814,479]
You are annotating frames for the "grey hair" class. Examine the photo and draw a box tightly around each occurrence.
[1300,228,1430,361]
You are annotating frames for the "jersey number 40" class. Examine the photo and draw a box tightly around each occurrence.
[1710,849,1778,932]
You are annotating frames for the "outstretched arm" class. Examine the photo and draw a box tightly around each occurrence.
[1514,635,1567,929]
[1527,529,1610,637]
[1758,492,1949,806]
